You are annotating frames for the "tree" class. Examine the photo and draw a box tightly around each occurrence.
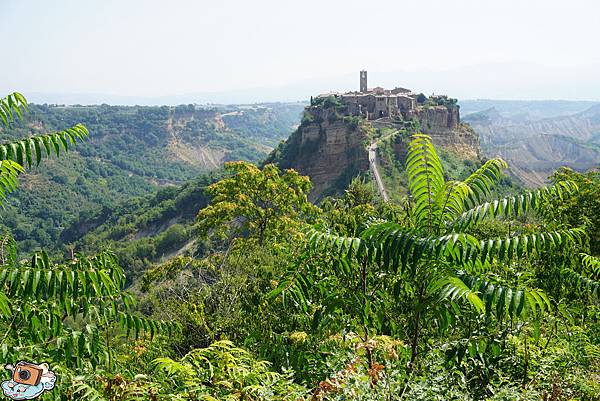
[197,161,317,245]
[542,167,600,254]
[274,134,583,373]
[0,92,174,399]
[318,177,379,236]
[153,340,308,400]
[0,244,171,366]
[562,252,600,301]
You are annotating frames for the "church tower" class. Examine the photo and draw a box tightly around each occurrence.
[360,70,368,93]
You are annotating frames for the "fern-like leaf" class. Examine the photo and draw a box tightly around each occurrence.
[474,227,585,264]
[432,180,471,231]
[0,160,24,203]
[0,231,17,265]
[457,273,550,318]
[153,357,197,378]
[562,253,600,300]
[450,181,578,231]
[0,250,177,366]
[0,124,90,168]
[463,158,509,209]
[435,276,485,314]
[72,378,108,401]
[581,253,600,278]
[0,92,27,127]
[406,134,445,231]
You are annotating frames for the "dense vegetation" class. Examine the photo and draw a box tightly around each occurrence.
[0,102,303,255]
[2,93,599,400]
[65,173,218,278]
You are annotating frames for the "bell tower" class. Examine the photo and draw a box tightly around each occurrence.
[360,70,368,93]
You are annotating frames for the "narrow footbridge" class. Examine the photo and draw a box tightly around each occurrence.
[368,130,398,202]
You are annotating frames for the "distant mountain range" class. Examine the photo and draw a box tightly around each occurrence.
[463,101,600,186]
[460,99,600,120]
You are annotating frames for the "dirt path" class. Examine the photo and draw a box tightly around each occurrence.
[368,131,398,202]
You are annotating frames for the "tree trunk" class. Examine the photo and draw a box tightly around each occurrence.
[409,282,425,370]
[361,258,373,369]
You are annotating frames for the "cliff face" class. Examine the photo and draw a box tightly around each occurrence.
[269,102,480,198]
[415,105,479,159]
[415,105,459,132]
[270,107,369,199]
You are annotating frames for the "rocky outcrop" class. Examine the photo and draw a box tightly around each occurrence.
[415,105,459,132]
[269,101,480,199]
[413,105,479,159]
[428,123,480,160]
[271,107,369,199]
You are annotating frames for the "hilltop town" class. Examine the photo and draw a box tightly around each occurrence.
[311,71,464,137]
[270,71,480,198]
[318,71,456,120]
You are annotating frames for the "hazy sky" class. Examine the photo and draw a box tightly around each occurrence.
[2,0,600,102]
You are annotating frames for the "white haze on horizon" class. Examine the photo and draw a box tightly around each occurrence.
[2,0,600,104]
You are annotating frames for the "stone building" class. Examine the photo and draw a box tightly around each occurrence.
[316,71,458,126]
[360,70,368,93]
[283,72,478,198]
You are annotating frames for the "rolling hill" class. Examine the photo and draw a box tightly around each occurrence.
[463,103,600,186]
[0,102,305,253]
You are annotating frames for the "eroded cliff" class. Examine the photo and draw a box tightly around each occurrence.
[415,105,479,159]
[267,100,479,198]
[267,106,369,199]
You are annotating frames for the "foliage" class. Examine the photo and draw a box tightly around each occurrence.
[311,95,344,110]
[268,134,590,400]
[0,102,302,255]
[427,95,458,107]
[0,92,174,400]
[542,167,600,253]
[0,93,89,205]
[70,174,218,278]
[197,161,317,245]
[0,93,27,126]
[3,94,600,400]
[318,177,381,235]
[0,241,173,369]
[563,253,600,299]
[152,340,308,400]
[220,102,305,145]
[139,238,301,351]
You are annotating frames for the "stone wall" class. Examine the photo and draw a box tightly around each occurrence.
[414,105,460,133]
[374,97,388,118]
[396,95,415,111]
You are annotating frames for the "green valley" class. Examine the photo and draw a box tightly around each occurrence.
[1,83,599,400]
[3,1,600,399]
[0,102,304,254]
